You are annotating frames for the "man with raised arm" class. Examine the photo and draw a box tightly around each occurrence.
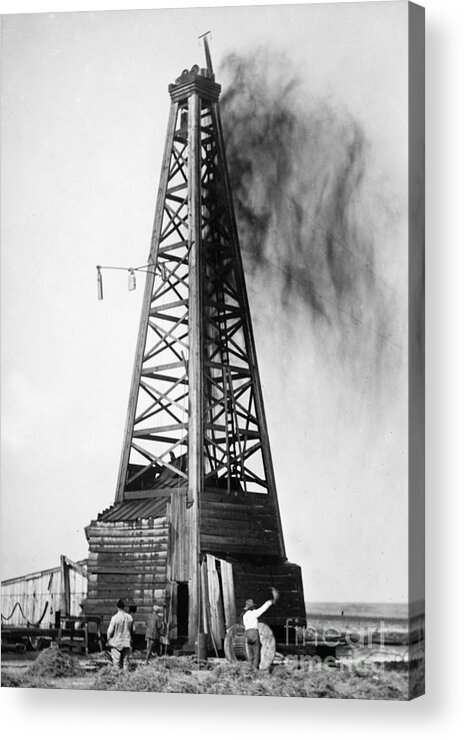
[242,587,279,669]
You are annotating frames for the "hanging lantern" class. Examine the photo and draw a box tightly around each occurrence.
[128,268,136,291]
[96,266,103,301]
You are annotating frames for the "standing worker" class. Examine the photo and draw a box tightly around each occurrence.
[145,604,165,663]
[243,587,279,669]
[106,599,134,672]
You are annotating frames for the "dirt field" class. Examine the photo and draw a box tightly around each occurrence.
[1,647,424,700]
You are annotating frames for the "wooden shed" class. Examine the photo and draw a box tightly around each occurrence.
[85,488,304,645]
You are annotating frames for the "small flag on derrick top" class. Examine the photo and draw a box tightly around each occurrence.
[128,269,136,292]
[96,266,103,301]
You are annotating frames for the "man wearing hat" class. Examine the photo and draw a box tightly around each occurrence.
[145,604,165,663]
[106,599,134,671]
[242,587,279,669]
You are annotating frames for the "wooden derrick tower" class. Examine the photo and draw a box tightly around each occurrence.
[84,45,305,649]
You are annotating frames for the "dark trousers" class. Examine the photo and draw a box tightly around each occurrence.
[146,638,161,661]
[111,646,130,671]
[245,628,261,669]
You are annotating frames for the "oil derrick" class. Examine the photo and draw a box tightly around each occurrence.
[84,45,305,649]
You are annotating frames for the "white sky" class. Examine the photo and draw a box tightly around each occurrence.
[1,1,410,604]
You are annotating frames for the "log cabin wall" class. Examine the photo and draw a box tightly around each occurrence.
[84,498,170,633]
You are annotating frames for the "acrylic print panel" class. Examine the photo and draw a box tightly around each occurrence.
[1,1,424,699]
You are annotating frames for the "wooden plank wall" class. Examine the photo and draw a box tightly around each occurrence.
[200,490,282,557]
[85,517,169,631]
[205,554,225,647]
[166,495,204,642]
[231,560,306,627]
[220,558,237,628]
[166,494,191,582]
[164,495,189,641]
[68,567,88,616]
[199,555,236,651]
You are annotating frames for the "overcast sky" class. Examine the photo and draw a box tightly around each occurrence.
[1,1,410,604]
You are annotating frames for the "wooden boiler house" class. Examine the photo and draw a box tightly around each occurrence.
[84,44,305,650]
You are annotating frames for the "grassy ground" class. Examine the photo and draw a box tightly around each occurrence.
[1,647,424,699]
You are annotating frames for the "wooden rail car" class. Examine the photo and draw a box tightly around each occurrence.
[1,555,89,651]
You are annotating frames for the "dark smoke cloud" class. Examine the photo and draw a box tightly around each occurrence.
[220,50,403,385]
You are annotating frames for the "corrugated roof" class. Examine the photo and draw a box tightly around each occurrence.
[98,496,170,522]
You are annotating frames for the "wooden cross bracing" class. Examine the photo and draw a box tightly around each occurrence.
[114,66,285,559]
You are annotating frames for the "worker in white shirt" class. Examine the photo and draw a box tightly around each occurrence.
[242,587,279,669]
[106,599,134,671]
